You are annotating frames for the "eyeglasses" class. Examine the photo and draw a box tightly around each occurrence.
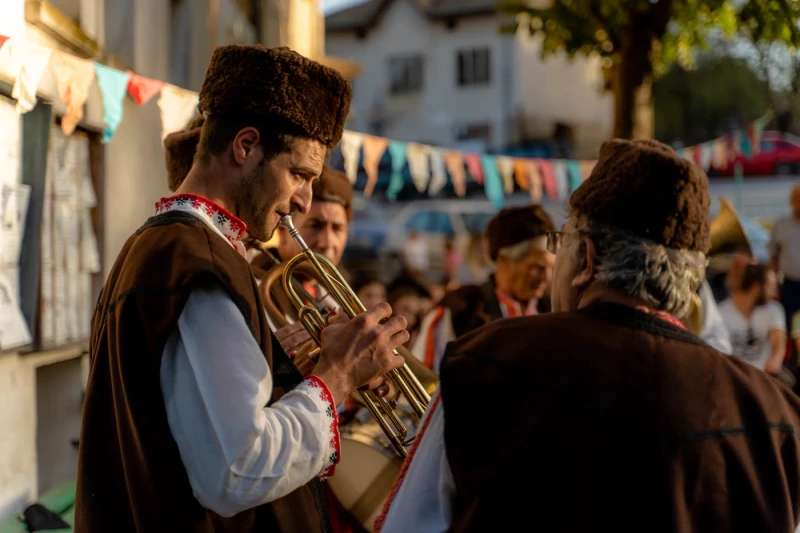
[546,231,563,254]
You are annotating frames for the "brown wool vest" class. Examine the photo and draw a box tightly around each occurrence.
[440,302,800,533]
[74,211,330,533]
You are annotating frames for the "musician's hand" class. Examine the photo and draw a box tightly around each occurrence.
[274,321,313,355]
[312,303,408,406]
[292,340,318,377]
[365,375,397,398]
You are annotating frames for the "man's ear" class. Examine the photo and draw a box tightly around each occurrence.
[231,127,261,165]
[571,237,596,288]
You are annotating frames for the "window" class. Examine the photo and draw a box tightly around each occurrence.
[389,56,424,95]
[760,140,775,152]
[457,48,491,86]
[454,123,492,142]
[404,211,455,234]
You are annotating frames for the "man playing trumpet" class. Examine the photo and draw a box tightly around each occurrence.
[76,44,408,533]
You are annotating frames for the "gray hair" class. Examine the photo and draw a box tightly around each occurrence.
[567,215,707,318]
[497,236,549,262]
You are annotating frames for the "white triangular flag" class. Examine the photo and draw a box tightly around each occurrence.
[496,156,515,194]
[340,130,363,184]
[158,84,198,141]
[0,39,52,113]
[428,149,447,196]
[406,142,431,192]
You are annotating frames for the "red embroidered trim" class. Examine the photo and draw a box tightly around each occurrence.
[155,193,246,244]
[305,375,341,478]
[634,306,686,330]
[425,307,446,370]
[374,393,443,532]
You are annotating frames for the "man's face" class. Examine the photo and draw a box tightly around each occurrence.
[277,200,349,265]
[496,242,555,303]
[550,218,584,313]
[233,138,326,242]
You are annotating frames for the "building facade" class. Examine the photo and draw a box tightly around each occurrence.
[325,0,614,159]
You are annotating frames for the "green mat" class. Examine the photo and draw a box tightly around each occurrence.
[0,479,76,533]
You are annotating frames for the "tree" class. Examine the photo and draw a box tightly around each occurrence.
[499,0,800,139]
[653,52,769,144]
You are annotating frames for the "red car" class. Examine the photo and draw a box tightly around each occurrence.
[709,131,800,177]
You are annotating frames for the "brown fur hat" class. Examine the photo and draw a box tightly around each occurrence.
[198,45,352,148]
[164,114,205,192]
[487,204,555,260]
[569,139,710,252]
[313,165,353,221]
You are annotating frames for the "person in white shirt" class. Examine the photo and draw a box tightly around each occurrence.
[770,185,800,331]
[718,260,786,375]
[698,278,733,354]
[76,45,406,533]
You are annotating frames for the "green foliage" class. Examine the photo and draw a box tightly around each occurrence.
[653,53,770,143]
[499,0,800,79]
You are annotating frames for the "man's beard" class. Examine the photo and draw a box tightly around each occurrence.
[234,163,269,241]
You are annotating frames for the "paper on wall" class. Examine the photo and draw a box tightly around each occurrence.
[0,182,30,267]
[0,269,31,350]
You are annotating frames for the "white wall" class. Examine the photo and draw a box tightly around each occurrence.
[326,0,512,149]
[514,28,612,158]
[326,0,613,156]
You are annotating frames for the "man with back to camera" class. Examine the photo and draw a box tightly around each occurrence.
[376,138,800,533]
[75,44,409,533]
[412,204,555,373]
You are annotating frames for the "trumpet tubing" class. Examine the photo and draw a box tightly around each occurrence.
[279,215,437,458]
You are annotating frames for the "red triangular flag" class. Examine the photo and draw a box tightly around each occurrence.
[0,35,8,50]
[127,71,164,105]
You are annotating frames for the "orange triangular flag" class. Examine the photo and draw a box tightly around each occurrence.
[0,35,8,51]
[127,71,164,105]
[579,160,596,181]
[444,151,466,197]
[514,159,529,190]
[50,51,96,135]
[526,160,543,202]
[362,134,389,198]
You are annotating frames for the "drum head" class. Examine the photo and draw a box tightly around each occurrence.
[328,423,403,531]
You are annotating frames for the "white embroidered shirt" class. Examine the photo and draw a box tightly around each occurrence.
[157,194,340,518]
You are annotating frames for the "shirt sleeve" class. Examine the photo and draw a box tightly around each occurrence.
[698,280,733,354]
[377,392,454,533]
[160,283,340,518]
[768,301,787,331]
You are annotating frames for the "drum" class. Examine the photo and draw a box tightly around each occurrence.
[327,408,416,531]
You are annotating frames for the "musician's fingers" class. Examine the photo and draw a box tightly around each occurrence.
[380,315,408,338]
[388,328,410,347]
[360,302,393,327]
[366,375,387,391]
[372,382,391,398]
[326,309,346,325]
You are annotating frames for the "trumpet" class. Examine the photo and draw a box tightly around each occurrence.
[278,214,437,457]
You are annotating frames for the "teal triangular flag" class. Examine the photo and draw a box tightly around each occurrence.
[567,160,582,192]
[94,63,130,143]
[481,155,504,209]
[387,141,407,201]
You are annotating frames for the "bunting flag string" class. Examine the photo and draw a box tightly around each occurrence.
[0,34,773,209]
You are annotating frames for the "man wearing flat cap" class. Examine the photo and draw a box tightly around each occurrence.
[377,139,800,533]
[412,204,556,373]
[76,45,410,533]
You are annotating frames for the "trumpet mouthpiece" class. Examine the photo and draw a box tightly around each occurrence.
[279,214,296,232]
[279,214,310,252]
